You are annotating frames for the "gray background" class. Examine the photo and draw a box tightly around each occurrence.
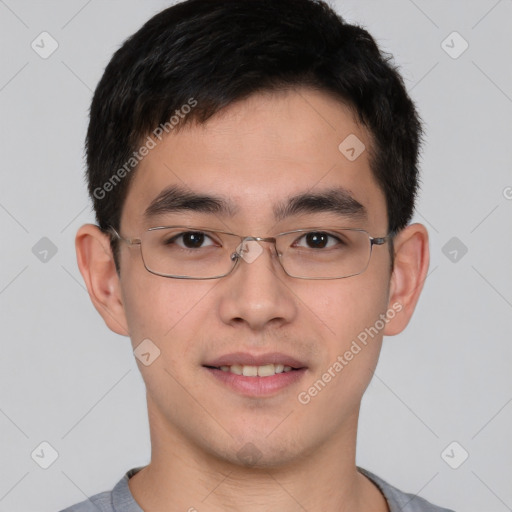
[0,1,511,511]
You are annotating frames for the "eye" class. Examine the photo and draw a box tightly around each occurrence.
[168,231,217,249]
[294,231,344,249]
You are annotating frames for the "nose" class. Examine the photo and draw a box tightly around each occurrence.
[217,239,298,331]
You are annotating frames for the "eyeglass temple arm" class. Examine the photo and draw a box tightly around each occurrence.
[106,226,141,245]
[371,230,397,246]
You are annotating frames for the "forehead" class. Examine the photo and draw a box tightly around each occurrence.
[121,87,387,232]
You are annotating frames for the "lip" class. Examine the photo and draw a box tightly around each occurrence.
[203,352,307,369]
[203,366,308,397]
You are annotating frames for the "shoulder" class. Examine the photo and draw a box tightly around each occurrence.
[358,466,456,512]
[58,466,145,512]
[58,490,113,512]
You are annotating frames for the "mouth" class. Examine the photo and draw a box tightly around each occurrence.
[202,352,308,397]
[203,352,307,375]
[203,363,302,377]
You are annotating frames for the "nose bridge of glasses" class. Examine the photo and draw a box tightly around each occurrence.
[240,236,279,252]
[230,235,281,265]
[243,235,277,244]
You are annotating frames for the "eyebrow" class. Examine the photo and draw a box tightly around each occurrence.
[144,185,238,219]
[274,186,367,222]
[143,184,367,222]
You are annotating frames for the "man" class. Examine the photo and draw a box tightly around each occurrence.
[64,0,454,510]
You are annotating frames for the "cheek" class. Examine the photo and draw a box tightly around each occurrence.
[119,277,214,401]
[303,275,389,344]
[119,270,212,352]
[300,270,390,389]
[295,279,390,421]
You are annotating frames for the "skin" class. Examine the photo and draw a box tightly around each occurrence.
[76,87,429,512]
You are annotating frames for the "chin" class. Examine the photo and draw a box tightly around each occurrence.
[199,427,314,470]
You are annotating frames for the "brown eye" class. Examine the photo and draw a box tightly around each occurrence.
[181,232,206,248]
[305,232,328,248]
[295,232,342,249]
[165,231,216,249]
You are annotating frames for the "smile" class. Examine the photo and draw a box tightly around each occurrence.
[203,365,307,397]
[208,363,297,377]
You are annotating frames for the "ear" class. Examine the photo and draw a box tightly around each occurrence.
[383,223,430,336]
[75,224,129,336]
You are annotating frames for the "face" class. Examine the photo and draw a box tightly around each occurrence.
[116,88,395,467]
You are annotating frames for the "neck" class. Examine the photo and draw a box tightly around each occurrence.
[128,404,389,512]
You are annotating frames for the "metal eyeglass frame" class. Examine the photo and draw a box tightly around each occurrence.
[107,225,396,280]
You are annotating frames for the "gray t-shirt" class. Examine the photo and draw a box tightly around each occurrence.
[59,466,455,511]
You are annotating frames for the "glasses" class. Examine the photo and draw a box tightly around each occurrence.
[108,225,395,280]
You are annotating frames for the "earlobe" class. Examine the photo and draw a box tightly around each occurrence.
[75,224,130,336]
[383,223,430,336]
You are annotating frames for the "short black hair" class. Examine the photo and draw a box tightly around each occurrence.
[86,0,424,274]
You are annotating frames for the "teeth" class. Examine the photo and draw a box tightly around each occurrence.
[243,365,258,377]
[216,363,296,377]
[257,364,275,377]
[230,364,243,375]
